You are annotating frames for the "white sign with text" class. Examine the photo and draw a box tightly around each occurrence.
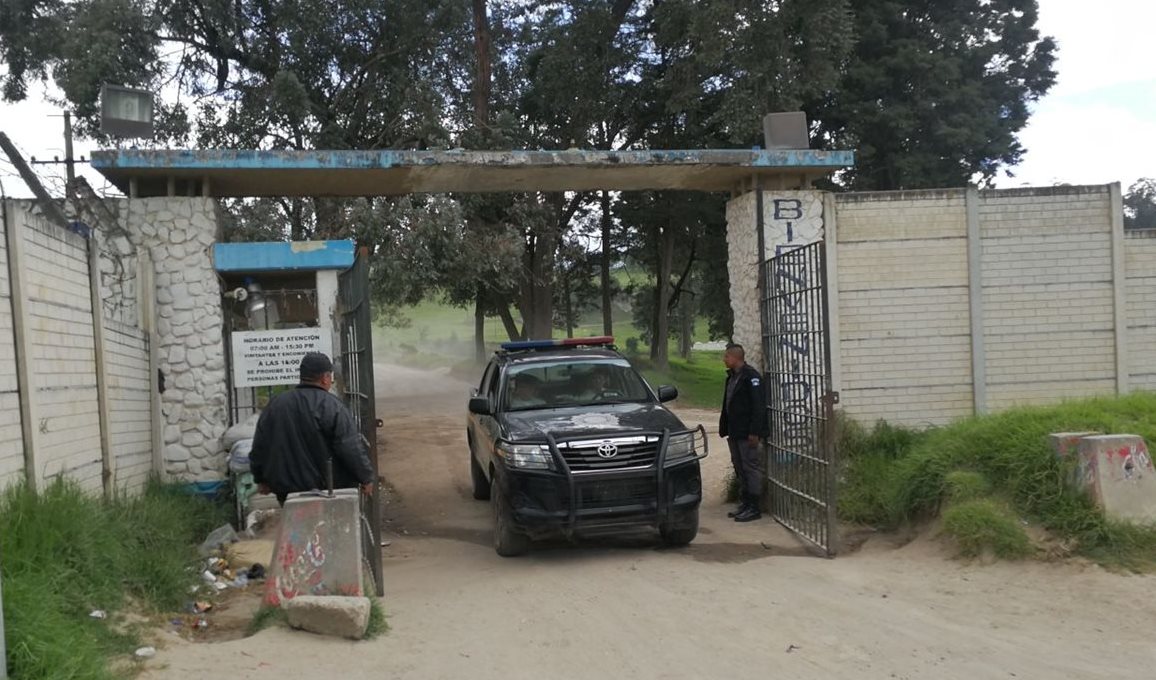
[230,328,333,388]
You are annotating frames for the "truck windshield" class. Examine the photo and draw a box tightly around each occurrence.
[505,360,652,411]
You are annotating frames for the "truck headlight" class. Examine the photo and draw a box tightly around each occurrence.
[497,443,555,470]
[666,433,698,462]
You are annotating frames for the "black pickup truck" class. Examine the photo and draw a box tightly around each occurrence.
[466,337,706,556]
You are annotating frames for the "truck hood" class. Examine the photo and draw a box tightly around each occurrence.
[499,403,690,442]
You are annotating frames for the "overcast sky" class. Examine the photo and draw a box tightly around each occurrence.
[1,0,1153,199]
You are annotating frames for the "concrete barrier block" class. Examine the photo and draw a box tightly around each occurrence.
[1076,435,1156,524]
[285,595,371,640]
[264,489,366,607]
[1048,431,1100,487]
[1048,432,1100,460]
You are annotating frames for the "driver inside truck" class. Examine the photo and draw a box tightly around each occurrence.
[575,366,612,403]
[510,374,547,409]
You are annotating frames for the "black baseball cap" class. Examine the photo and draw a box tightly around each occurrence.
[300,352,334,380]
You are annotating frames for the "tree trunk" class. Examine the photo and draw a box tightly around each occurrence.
[471,0,492,128]
[470,0,492,357]
[312,197,341,239]
[652,226,675,369]
[649,225,661,362]
[527,255,555,339]
[523,194,579,340]
[519,232,556,340]
[563,270,574,338]
[497,303,522,341]
[679,291,693,359]
[474,287,486,363]
[290,198,306,241]
[600,191,613,336]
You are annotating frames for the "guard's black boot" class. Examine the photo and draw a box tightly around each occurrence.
[728,490,752,517]
[734,494,762,522]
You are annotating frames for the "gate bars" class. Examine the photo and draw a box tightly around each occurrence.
[761,240,838,556]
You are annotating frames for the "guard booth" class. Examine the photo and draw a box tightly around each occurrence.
[214,239,383,595]
[214,240,353,422]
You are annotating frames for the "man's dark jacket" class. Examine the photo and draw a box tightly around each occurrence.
[719,363,770,440]
[250,384,374,494]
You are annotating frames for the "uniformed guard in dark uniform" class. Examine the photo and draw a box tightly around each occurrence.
[719,343,768,522]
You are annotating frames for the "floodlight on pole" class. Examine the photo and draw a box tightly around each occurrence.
[100,84,155,138]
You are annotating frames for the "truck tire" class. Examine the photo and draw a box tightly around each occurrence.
[470,446,490,501]
[492,476,529,557]
[660,509,699,547]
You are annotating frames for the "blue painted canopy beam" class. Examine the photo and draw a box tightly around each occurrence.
[213,240,356,273]
[89,148,854,198]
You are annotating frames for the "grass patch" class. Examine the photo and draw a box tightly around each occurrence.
[723,470,740,504]
[634,351,725,409]
[248,606,287,636]
[944,470,993,503]
[942,499,1032,559]
[1,478,225,680]
[836,417,932,525]
[836,392,1156,568]
[249,599,388,640]
[364,599,388,639]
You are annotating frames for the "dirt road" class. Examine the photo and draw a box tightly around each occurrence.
[144,363,1156,679]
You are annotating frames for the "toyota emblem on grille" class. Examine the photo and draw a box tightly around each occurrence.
[596,442,618,458]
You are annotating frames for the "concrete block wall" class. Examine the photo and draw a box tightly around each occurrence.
[0,205,24,486]
[23,210,103,492]
[105,319,154,491]
[0,201,156,494]
[979,187,1118,409]
[726,182,1137,430]
[834,190,975,426]
[1125,229,1156,391]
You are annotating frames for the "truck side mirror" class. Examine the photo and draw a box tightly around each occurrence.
[657,385,678,403]
[468,396,492,415]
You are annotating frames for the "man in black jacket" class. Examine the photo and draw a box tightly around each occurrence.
[250,352,375,506]
[719,344,768,522]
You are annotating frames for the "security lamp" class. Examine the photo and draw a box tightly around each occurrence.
[100,84,155,138]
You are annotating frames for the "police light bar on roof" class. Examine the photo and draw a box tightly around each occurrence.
[500,336,615,351]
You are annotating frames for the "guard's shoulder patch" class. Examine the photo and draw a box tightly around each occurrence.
[750,377,760,386]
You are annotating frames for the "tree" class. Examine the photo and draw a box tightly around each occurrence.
[609,0,852,366]
[1125,178,1156,230]
[808,0,1057,190]
[2,0,474,240]
[3,0,1062,354]
[696,218,734,341]
[553,238,601,338]
[486,1,646,340]
[618,191,717,369]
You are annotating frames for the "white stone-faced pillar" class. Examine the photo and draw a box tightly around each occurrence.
[125,198,228,482]
[725,190,825,371]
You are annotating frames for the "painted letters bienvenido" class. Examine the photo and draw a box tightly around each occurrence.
[765,194,822,457]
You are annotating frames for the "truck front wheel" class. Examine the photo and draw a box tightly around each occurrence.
[492,477,530,557]
[470,445,490,501]
[659,509,699,547]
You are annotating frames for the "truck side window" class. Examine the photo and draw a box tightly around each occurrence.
[485,363,501,401]
[479,363,494,393]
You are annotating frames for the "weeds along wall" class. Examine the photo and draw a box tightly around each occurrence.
[0,200,156,493]
[728,183,1141,428]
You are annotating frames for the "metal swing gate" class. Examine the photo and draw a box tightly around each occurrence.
[761,241,838,556]
[337,250,384,596]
